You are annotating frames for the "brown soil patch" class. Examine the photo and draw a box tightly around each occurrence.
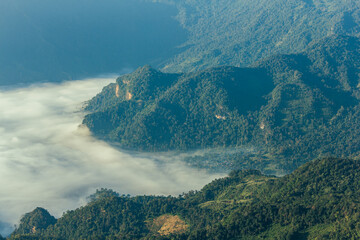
[151,215,188,236]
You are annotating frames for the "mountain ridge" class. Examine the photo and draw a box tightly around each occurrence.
[3,0,360,85]
[83,35,360,173]
[159,0,360,73]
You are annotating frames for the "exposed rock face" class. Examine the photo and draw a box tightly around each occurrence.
[115,84,120,97]
[126,91,133,100]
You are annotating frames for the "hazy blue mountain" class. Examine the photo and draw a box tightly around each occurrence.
[10,158,360,239]
[83,35,360,173]
[3,0,360,86]
[0,0,186,86]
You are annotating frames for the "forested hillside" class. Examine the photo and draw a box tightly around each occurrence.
[160,0,360,72]
[83,35,360,173]
[9,158,360,239]
[5,1,360,239]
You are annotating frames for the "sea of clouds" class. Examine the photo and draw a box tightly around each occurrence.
[0,78,223,236]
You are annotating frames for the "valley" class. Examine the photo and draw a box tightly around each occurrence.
[2,0,360,238]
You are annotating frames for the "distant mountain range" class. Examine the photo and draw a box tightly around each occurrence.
[0,0,185,85]
[2,0,360,85]
[9,158,360,239]
[161,0,360,72]
[84,35,360,172]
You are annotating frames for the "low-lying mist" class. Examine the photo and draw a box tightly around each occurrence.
[0,78,223,236]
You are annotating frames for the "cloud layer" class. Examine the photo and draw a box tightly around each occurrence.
[0,78,222,235]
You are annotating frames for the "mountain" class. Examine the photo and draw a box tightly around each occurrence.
[160,0,360,72]
[2,0,360,86]
[9,158,360,239]
[83,64,274,150]
[83,35,360,173]
[12,208,56,236]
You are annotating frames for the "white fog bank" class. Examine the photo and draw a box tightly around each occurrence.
[0,78,223,235]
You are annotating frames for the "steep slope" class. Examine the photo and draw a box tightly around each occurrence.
[252,35,360,168]
[12,208,56,236]
[84,35,360,172]
[83,65,274,151]
[10,158,360,239]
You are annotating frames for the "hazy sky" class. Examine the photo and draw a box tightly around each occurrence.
[0,78,222,236]
[0,0,186,85]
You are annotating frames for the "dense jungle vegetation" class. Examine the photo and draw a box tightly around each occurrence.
[9,158,360,239]
[84,35,360,174]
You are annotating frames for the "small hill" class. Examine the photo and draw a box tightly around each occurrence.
[11,208,56,236]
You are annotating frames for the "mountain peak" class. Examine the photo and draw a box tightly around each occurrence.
[13,207,56,236]
[134,64,156,74]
